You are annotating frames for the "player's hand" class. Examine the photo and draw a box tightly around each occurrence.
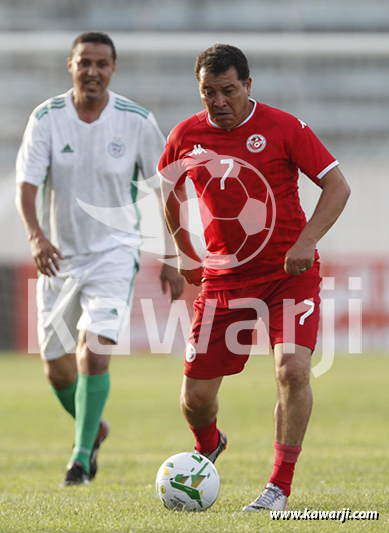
[177,253,204,286]
[30,235,64,277]
[284,240,315,276]
[160,262,185,302]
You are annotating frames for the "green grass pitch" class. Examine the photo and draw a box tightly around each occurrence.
[0,352,387,532]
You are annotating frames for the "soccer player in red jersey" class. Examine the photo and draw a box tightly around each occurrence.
[158,44,350,510]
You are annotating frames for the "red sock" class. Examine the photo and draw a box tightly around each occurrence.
[268,442,302,497]
[189,419,219,454]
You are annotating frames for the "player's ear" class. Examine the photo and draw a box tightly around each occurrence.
[67,57,72,73]
[245,77,252,96]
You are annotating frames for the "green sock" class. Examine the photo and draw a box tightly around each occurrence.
[70,372,110,474]
[51,377,78,418]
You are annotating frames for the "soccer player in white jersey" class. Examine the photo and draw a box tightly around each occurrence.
[15,32,183,485]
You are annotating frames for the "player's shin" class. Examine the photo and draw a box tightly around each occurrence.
[51,376,78,418]
[70,372,110,473]
[268,442,302,497]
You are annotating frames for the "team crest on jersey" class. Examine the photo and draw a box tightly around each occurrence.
[108,139,126,158]
[246,134,266,153]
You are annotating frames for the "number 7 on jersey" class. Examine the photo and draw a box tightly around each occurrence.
[220,159,234,190]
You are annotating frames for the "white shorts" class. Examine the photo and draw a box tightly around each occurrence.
[37,246,139,361]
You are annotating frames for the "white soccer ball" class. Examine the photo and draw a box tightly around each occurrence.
[155,452,220,511]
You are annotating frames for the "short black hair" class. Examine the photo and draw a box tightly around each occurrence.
[70,31,117,62]
[195,44,250,83]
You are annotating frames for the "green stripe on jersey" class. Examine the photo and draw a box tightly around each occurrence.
[118,257,139,336]
[114,106,149,119]
[118,165,141,335]
[35,109,48,120]
[114,99,149,118]
[115,102,149,115]
[35,105,49,120]
[34,98,66,120]
[36,174,48,277]
[115,97,148,111]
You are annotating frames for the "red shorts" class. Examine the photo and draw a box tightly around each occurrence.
[184,271,321,379]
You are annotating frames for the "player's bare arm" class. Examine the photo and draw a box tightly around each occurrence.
[154,188,185,301]
[15,182,64,276]
[284,166,350,276]
[161,179,203,286]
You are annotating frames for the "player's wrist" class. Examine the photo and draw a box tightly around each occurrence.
[28,228,45,242]
[296,229,318,248]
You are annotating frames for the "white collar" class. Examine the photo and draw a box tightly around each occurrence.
[208,98,257,130]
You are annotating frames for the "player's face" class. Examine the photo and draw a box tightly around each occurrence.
[198,67,252,130]
[67,42,116,103]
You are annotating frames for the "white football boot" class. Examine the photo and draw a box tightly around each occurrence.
[242,482,288,511]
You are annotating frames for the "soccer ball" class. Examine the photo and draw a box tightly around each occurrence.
[155,452,220,511]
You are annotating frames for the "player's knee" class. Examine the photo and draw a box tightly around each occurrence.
[276,360,310,391]
[181,386,216,413]
[77,332,111,374]
[77,350,110,374]
[43,362,76,390]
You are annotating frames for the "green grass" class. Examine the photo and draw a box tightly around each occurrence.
[0,353,387,532]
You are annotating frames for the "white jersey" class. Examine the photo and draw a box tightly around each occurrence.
[16,89,165,257]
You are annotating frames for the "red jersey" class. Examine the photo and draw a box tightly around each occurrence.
[158,100,338,289]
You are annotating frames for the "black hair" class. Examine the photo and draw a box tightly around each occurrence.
[195,44,250,82]
[70,31,117,62]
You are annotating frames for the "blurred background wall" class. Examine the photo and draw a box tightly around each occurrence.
[1,0,388,353]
